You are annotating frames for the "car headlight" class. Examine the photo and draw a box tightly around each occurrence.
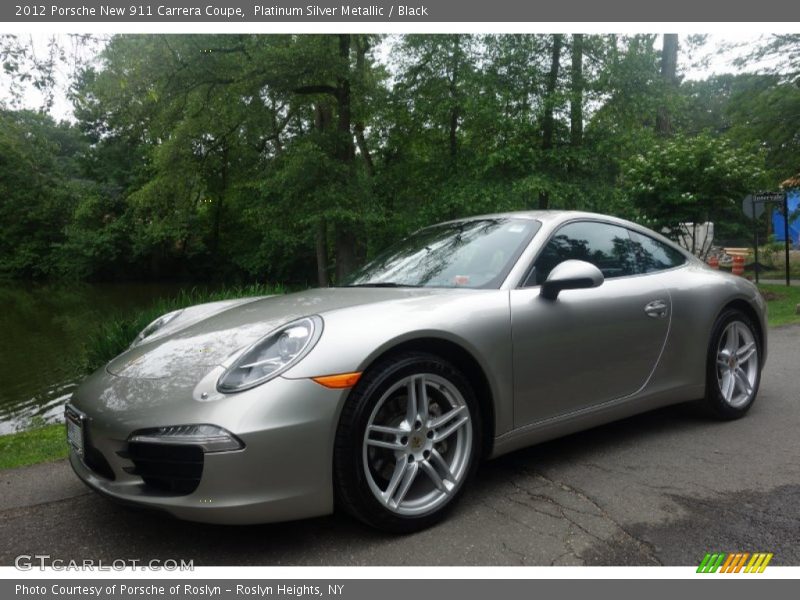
[131,309,184,348]
[217,315,323,393]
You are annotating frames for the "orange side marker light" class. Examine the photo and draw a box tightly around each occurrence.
[312,372,362,389]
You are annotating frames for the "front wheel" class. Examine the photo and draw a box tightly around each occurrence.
[334,352,481,533]
[703,309,762,420]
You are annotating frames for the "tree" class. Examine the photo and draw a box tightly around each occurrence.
[0,34,105,112]
[569,34,584,150]
[740,34,800,82]
[0,110,87,277]
[71,34,384,284]
[1,33,797,283]
[622,133,767,254]
[538,34,563,209]
[656,34,679,135]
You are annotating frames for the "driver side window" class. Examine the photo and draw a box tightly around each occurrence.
[524,221,638,287]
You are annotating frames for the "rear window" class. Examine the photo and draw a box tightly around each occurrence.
[629,231,687,273]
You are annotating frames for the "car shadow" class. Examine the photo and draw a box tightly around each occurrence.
[481,401,715,478]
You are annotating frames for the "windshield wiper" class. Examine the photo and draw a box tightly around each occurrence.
[344,282,422,288]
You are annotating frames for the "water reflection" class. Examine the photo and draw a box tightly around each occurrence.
[0,282,186,434]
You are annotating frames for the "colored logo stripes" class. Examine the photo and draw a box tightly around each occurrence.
[697,552,773,573]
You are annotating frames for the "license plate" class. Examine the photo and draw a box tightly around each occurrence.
[65,406,85,456]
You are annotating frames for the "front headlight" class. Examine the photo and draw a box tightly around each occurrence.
[217,315,323,393]
[130,309,184,348]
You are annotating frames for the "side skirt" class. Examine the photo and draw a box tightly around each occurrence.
[489,384,705,458]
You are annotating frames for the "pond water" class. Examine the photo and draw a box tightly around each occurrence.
[0,282,187,435]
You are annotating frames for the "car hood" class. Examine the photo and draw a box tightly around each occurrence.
[106,287,455,380]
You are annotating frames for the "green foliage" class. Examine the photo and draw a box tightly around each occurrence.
[80,283,285,373]
[679,73,800,183]
[0,424,67,469]
[622,133,768,243]
[1,34,798,284]
[0,110,86,277]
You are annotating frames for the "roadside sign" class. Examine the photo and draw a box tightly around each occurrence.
[742,191,791,287]
[742,195,764,219]
[754,191,786,203]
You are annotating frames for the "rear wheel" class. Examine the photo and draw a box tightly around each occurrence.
[334,352,481,533]
[703,309,761,420]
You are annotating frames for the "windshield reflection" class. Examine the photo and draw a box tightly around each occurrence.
[343,218,540,289]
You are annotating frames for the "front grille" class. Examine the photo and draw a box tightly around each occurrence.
[126,442,204,495]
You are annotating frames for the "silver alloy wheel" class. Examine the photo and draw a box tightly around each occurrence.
[715,320,759,408]
[362,373,472,516]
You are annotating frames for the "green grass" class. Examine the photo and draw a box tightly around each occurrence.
[758,269,800,280]
[758,284,800,327]
[0,424,68,469]
[80,283,285,374]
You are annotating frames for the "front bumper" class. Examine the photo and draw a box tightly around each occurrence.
[68,367,347,525]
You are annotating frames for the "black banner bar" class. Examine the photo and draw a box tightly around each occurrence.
[3,0,800,23]
[4,579,799,600]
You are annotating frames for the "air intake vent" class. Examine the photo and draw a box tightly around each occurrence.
[127,442,204,495]
[84,431,115,481]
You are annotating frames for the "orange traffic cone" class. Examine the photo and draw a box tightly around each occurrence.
[732,255,745,277]
[708,256,719,270]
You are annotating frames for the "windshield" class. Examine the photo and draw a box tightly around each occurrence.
[343,218,540,289]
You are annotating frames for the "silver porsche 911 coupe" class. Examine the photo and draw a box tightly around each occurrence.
[67,211,767,532]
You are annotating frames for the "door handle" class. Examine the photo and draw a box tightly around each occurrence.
[644,299,668,319]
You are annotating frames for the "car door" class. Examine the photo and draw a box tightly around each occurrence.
[510,220,672,427]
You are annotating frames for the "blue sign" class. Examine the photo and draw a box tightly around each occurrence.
[772,190,799,246]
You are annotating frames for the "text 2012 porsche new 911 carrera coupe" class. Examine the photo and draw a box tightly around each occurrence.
[67,211,767,532]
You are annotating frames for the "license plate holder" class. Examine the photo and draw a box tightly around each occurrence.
[65,406,85,456]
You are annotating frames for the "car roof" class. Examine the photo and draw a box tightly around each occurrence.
[439,210,629,227]
[437,210,698,262]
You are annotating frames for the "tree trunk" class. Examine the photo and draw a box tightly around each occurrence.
[539,34,563,210]
[335,229,357,282]
[354,124,374,177]
[449,100,459,162]
[315,219,329,287]
[314,102,333,131]
[354,36,375,177]
[569,34,584,150]
[334,34,359,282]
[656,34,679,136]
[313,102,333,285]
[335,34,354,164]
[448,35,462,163]
[211,143,228,257]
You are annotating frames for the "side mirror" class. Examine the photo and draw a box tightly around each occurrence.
[540,259,604,301]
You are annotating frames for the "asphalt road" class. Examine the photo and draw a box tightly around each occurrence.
[2,325,798,567]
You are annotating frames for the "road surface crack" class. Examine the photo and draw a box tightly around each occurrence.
[515,465,663,565]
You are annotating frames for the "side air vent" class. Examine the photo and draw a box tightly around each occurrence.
[126,442,204,495]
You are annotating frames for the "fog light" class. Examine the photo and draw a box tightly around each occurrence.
[128,424,244,453]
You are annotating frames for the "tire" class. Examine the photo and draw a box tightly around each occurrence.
[703,308,762,420]
[333,351,482,533]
